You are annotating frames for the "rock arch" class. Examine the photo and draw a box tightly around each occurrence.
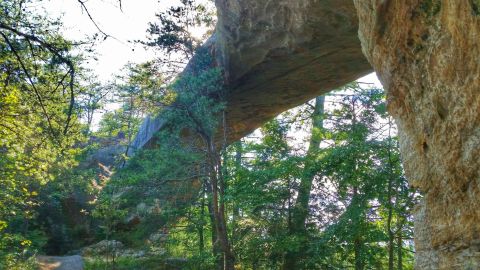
[130,1,480,268]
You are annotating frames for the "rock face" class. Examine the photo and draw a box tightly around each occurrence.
[215,0,372,141]
[129,0,371,152]
[127,115,166,156]
[353,1,480,269]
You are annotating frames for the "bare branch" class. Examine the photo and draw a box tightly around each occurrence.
[76,0,111,38]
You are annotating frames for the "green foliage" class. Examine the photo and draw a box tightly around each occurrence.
[77,77,112,134]
[0,0,94,264]
[100,82,416,270]
[141,0,216,61]
[92,50,225,267]
[91,10,226,267]
[219,84,416,269]
[95,62,167,139]
[0,1,418,269]
[420,0,442,17]
[100,49,223,193]
[85,256,176,270]
[96,109,143,138]
[472,0,480,15]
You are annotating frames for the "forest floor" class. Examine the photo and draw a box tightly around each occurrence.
[36,255,84,270]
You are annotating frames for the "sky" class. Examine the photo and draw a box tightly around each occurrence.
[41,0,382,128]
[44,0,165,81]
[43,0,381,85]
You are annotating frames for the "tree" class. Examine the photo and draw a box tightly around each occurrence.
[317,84,415,269]
[0,0,79,136]
[378,117,416,270]
[220,83,416,269]
[0,0,87,266]
[140,0,216,77]
[283,95,325,269]
[94,61,167,166]
[77,77,112,134]
[165,51,234,270]
[95,48,235,269]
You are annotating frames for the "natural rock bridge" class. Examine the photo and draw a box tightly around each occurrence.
[128,1,480,269]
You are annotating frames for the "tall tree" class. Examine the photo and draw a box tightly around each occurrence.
[283,95,325,269]
[77,77,111,134]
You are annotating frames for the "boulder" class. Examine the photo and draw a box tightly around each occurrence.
[81,240,124,256]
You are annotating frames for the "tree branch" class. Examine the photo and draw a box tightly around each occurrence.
[0,31,59,142]
[0,22,76,135]
[76,0,111,39]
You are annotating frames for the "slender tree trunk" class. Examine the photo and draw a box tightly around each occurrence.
[386,117,395,270]
[121,96,135,167]
[350,101,365,270]
[386,199,395,270]
[397,233,403,270]
[86,106,94,134]
[231,142,242,246]
[354,238,364,270]
[207,138,235,270]
[283,96,325,270]
[352,187,365,270]
[199,194,205,253]
[207,196,222,270]
[387,192,394,270]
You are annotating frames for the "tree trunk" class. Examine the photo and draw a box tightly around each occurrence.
[121,96,135,167]
[291,96,325,228]
[397,233,403,270]
[387,184,394,270]
[386,118,395,270]
[352,187,365,270]
[199,194,205,253]
[207,139,235,270]
[207,192,222,270]
[354,238,364,270]
[354,1,480,269]
[231,142,242,246]
[283,96,325,270]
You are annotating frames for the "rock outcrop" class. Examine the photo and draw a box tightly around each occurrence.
[127,115,166,156]
[353,1,480,269]
[81,240,124,256]
[81,239,166,259]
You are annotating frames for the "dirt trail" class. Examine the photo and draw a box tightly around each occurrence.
[36,255,84,270]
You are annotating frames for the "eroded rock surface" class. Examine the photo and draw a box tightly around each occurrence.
[353,1,480,268]
[129,0,371,153]
[215,0,372,141]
